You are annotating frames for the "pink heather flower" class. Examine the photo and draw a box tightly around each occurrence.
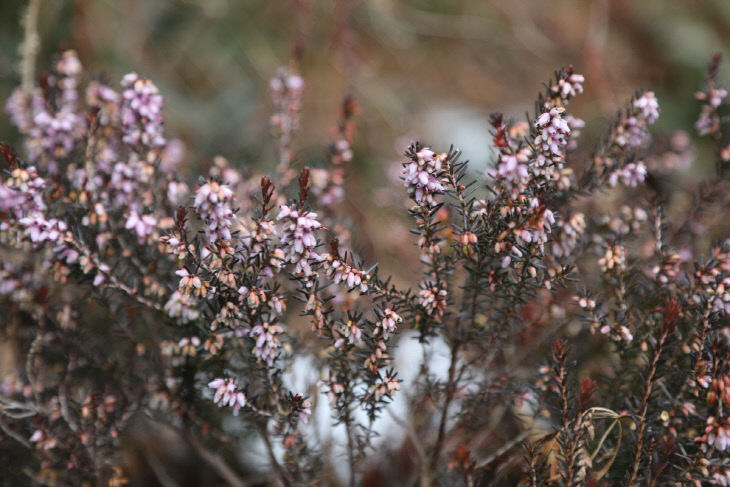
[334,320,362,349]
[208,378,247,415]
[249,321,284,366]
[556,73,585,99]
[552,212,586,257]
[326,257,370,293]
[494,153,529,187]
[193,181,236,243]
[372,375,401,401]
[697,417,730,451]
[2,167,48,215]
[269,69,304,95]
[31,109,83,157]
[535,107,571,158]
[4,88,35,133]
[120,73,166,147]
[13,213,79,264]
[613,92,660,148]
[402,148,448,207]
[178,336,201,356]
[711,468,730,486]
[376,308,402,340]
[696,106,715,136]
[160,138,186,173]
[125,211,157,244]
[565,115,585,151]
[599,245,626,273]
[681,402,697,417]
[164,290,200,323]
[5,52,86,170]
[176,269,198,287]
[176,269,210,297]
[514,199,555,250]
[269,67,304,167]
[619,325,634,342]
[0,185,26,213]
[56,50,83,106]
[92,267,109,286]
[298,400,312,424]
[608,162,647,187]
[270,295,285,314]
[419,284,448,322]
[696,85,728,113]
[622,117,649,148]
[86,81,121,127]
[634,91,660,125]
[20,216,66,244]
[277,205,322,278]
[29,429,44,443]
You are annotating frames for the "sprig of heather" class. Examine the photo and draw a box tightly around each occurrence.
[193,180,236,247]
[695,53,730,172]
[120,72,165,148]
[270,65,304,180]
[311,95,359,215]
[5,50,85,173]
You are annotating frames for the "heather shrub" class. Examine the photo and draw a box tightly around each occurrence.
[1,20,729,487]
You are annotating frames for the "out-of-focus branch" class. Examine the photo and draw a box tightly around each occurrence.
[20,0,42,92]
[183,429,248,487]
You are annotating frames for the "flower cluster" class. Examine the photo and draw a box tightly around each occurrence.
[208,378,247,415]
[193,181,236,244]
[120,73,166,147]
[277,204,322,278]
[249,321,284,366]
[375,308,402,340]
[323,253,370,292]
[402,147,448,207]
[371,374,401,401]
[608,161,648,187]
[611,91,660,149]
[535,106,571,159]
[419,283,448,322]
[5,51,86,171]
[553,72,585,100]
[270,66,304,174]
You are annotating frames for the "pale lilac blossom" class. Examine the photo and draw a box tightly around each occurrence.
[535,107,571,158]
[208,378,247,415]
[402,148,448,207]
[277,205,322,278]
[125,211,157,244]
[376,308,402,340]
[608,161,647,187]
[249,321,284,366]
[193,181,235,244]
[120,73,166,147]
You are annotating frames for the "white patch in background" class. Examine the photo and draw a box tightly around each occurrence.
[261,330,455,483]
[423,106,491,174]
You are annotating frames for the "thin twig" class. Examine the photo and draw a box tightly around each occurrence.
[0,415,31,448]
[429,341,460,474]
[626,326,671,486]
[183,429,248,487]
[257,422,291,487]
[388,408,431,487]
